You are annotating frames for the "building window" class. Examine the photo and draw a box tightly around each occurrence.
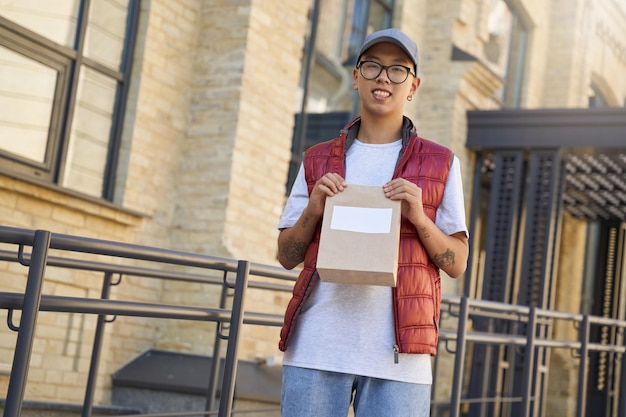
[0,0,139,200]
[484,0,527,107]
[347,0,394,66]
[287,0,394,193]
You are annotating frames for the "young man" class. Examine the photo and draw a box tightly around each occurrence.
[277,28,469,417]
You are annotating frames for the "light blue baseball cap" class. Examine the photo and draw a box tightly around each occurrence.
[357,28,419,73]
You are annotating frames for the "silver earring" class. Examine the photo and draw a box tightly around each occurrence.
[407,95,413,101]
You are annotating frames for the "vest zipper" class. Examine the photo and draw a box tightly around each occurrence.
[393,344,399,364]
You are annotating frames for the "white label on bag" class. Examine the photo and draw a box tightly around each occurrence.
[330,206,393,234]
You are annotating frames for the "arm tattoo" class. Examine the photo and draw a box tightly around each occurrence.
[301,216,310,228]
[420,226,430,239]
[282,236,308,263]
[433,249,455,268]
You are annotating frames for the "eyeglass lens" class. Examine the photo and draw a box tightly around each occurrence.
[359,61,410,84]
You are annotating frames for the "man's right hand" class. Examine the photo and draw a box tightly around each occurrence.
[277,173,346,270]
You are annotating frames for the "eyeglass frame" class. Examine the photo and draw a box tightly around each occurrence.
[356,60,416,84]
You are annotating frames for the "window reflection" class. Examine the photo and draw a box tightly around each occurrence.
[0,46,56,163]
[63,67,116,195]
[484,0,512,74]
[84,0,130,70]
[0,0,80,47]
[484,0,527,108]
[0,0,137,199]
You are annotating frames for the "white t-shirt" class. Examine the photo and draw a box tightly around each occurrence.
[278,138,468,384]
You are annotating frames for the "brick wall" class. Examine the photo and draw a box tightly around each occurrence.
[151,0,310,362]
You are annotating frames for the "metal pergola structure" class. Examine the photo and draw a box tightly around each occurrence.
[464,107,626,417]
[467,107,626,222]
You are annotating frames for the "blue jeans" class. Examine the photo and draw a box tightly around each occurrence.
[281,365,431,417]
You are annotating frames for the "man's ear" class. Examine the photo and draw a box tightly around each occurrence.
[412,76,421,95]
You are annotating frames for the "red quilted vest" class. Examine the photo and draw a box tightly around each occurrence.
[279,117,452,355]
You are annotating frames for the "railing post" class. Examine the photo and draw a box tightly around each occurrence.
[450,296,469,417]
[520,306,537,417]
[617,352,626,416]
[206,276,230,411]
[81,272,115,417]
[218,260,250,417]
[3,230,51,417]
[576,315,590,417]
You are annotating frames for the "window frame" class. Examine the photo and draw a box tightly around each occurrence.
[0,20,72,181]
[0,0,140,201]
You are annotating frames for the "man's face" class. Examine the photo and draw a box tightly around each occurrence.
[353,42,420,117]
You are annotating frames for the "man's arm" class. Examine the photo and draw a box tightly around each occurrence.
[383,177,469,278]
[277,206,321,270]
[415,221,468,278]
[277,173,347,270]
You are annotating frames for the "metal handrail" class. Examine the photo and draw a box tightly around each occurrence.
[1,225,625,417]
[0,250,295,293]
[436,297,626,417]
[0,226,291,417]
[0,226,297,281]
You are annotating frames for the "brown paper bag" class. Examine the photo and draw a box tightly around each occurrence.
[316,184,401,286]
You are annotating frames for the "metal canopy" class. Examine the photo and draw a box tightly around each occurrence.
[467,108,626,221]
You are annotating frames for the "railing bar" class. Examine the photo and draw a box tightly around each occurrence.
[48,235,236,271]
[442,297,626,327]
[0,292,285,327]
[0,226,37,245]
[0,250,296,291]
[438,329,626,353]
[241,312,284,327]
[450,296,469,417]
[206,279,229,412]
[247,262,298,281]
[0,250,226,284]
[576,315,590,417]
[3,230,50,417]
[0,292,233,322]
[0,225,237,271]
[520,306,537,417]
[218,260,250,417]
[81,272,114,417]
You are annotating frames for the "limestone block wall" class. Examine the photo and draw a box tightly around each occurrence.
[544,0,593,108]
[590,0,626,106]
[224,0,309,263]
[0,178,145,403]
[119,0,201,249]
[152,0,310,361]
[104,0,205,402]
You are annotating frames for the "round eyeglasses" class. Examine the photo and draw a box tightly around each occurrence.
[357,60,415,84]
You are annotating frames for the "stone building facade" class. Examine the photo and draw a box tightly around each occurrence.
[0,0,625,413]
